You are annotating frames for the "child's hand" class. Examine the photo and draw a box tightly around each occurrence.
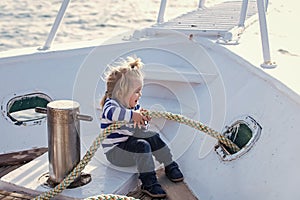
[132,110,149,129]
[140,108,152,121]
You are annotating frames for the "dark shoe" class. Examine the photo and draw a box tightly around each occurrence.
[141,183,167,198]
[165,162,184,182]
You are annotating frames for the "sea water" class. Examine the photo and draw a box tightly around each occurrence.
[0,0,217,52]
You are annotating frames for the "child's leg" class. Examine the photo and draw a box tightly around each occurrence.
[106,136,166,197]
[106,137,155,173]
[141,131,184,182]
[140,130,173,166]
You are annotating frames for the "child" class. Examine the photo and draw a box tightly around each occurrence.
[100,56,183,198]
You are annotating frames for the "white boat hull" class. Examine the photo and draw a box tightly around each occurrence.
[1,29,300,199]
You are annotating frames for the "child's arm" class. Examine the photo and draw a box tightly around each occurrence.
[103,101,148,128]
[132,110,149,128]
[140,107,151,121]
[103,104,132,122]
[131,104,150,128]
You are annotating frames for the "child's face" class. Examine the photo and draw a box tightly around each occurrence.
[128,79,143,108]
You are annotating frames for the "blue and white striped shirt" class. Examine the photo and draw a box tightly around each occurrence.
[101,98,140,153]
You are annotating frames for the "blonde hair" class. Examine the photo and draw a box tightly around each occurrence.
[100,56,144,108]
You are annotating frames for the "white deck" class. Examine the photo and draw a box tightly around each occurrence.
[1,121,139,199]
[156,0,300,104]
[224,0,300,100]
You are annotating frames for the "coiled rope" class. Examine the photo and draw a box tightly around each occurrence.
[32,110,239,200]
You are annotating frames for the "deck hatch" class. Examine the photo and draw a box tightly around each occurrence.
[215,115,261,161]
[5,93,51,126]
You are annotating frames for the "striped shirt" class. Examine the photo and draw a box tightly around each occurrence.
[101,98,140,153]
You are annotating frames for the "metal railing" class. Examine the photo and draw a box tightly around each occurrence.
[256,0,276,68]
[198,0,206,9]
[40,0,276,68]
[39,0,71,50]
[157,0,167,24]
[157,0,206,24]
[156,0,276,68]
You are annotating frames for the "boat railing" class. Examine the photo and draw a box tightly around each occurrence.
[156,0,276,68]
[39,0,276,68]
[157,0,269,25]
[38,0,71,51]
[256,0,276,68]
[157,0,206,23]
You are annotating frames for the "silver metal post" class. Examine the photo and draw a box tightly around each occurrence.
[39,0,71,50]
[198,0,206,9]
[256,0,276,68]
[44,100,92,185]
[157,0,167,24]
[238,0,249,27]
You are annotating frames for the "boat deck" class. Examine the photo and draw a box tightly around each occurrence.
[0,149,73,199]
[0,148,48,179]
[156,0,300,104]
[128,168,197,200]
[223,0,300,100]
[0,189,33,200]
[0,148,197,200]
[0,148,47,200]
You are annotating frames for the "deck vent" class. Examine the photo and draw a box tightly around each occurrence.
[215,116,261,161]
[5,93,52,126]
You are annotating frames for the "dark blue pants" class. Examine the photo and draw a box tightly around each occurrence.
[105,128,173,175]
